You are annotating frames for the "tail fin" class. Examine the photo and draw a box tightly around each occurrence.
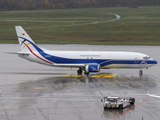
[15,26,42,52]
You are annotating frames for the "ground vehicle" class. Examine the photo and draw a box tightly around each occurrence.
[101,96,135,109]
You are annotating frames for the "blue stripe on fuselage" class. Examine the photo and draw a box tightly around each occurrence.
[19,36,157,67]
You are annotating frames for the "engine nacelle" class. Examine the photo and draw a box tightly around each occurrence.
[85,64,100,73]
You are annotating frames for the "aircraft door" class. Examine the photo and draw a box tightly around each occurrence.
[134,55,139,63]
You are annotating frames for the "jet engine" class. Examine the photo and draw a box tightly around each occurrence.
[85,64,100,73]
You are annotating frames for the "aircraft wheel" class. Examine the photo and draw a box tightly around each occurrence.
[77,68,82,75]
[139,70,143,75]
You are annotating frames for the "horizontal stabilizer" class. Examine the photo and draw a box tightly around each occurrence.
[6,52,19,54]
[7,52,29,55]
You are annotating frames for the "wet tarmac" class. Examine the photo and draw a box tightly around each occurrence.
[0,44,160,120]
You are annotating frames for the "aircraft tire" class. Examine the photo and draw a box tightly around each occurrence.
[77,69,82,75]
[139,70,143,74]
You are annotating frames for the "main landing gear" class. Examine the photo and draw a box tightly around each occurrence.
[77,68,83,75]
[77,68,89,76]
[139,70,143,75]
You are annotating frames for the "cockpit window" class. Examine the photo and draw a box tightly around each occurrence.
[143,56,151,59]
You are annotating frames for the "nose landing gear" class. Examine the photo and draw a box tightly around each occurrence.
[139,70,143,75]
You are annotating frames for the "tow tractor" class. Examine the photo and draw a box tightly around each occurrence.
[101,96,135,109]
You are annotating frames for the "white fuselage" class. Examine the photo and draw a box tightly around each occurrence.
[19,50,157,69]
[15,26,157,73]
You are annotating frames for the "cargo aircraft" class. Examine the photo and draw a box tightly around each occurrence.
[15,26,157,75]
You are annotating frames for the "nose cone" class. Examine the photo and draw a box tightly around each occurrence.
[153,59,158,65]
[149,59,158,66]
[146,59,158,68]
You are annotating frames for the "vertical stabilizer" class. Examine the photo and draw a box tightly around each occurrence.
[15,26,41,52]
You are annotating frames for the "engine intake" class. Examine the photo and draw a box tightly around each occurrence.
[85,64,100,73]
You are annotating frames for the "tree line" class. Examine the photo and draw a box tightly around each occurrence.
[0,0,160,10]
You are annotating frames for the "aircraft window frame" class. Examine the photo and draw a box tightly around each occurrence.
[143,56,151,60]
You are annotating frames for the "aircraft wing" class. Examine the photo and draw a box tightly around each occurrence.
[54,63,86,68]
[147,92,160,98]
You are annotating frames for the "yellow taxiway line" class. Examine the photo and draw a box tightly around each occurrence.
[61,73,118,78]
[90,73,118,78]
[61,73,83,77]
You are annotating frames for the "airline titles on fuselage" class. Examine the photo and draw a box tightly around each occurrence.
[80,55,101,57]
